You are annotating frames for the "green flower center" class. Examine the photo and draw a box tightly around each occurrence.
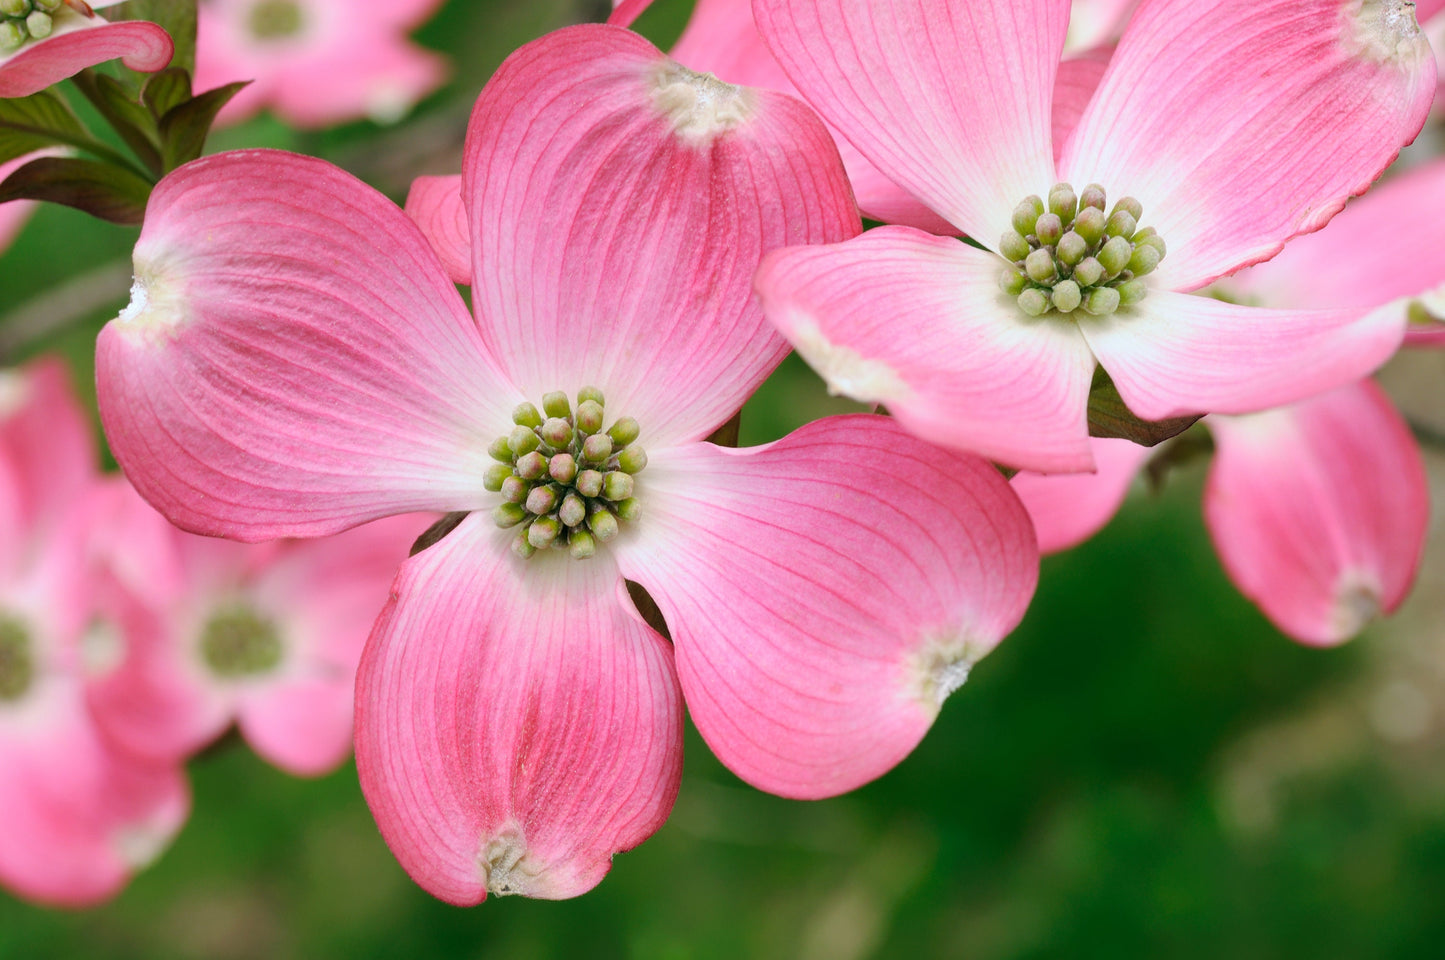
[248,0,304,40]
[0,0,62,51]
[998,182,1166,318]
[485,387,645,560]
[0,614,34,702]
[200,606,283,678]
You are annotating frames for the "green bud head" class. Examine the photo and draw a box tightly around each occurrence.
[577,385,605,408]
[1073,257,1104,288]
[1127,243,1161,277]
[525,485,557,516]
[1114,196,1144,221]
[1079,183,1107,211]
[1116,278,1149,307]
[542,391,571,420]
[1072,206,1106,245]
[508,425,540,456]
[614,498,642,522]
[493,502,527,528]
[582,433,613,464]
[559,493,587,528]
[607,416,640,447]
[1084,286,1121,316]
[568,529,597,560]
[1024,248,1056,284]
[35,0,59,11]
[602,471,635,501]
[1017,288,1050,317]
[540,417,573,449]
[1034,212,1063,246]
[0,0,29,18]
[483,462,512,492]
[24,9,48,38]
[998,265,1028,296]
[616,445,648,474]
[999,230,1031,262]
[1097,235,1132,277]
[0,21,23,50]
[487,436,513,463]
[548,452,578,484]
[576,469,604,498]
[527,517,561,549]
[511,531,538,559]
[1140,233,1166,259]
[500,475,529,503]
[1105,209,1137,239]
[574,399,604,435]
[1011,196,1043,236]
[1048,183,1078,224]
[1051,280,1082,314]
[512,401,543,429]
[1056,232,1087,267]
[588,507,619,542]
[515,451,548,480]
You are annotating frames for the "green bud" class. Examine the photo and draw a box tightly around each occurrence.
[508,425,540,456]
[0,0,30,18]
[1072,206,1106,246]
[576,469,604,498]
[515,451,548,480]
[500,475,529,503]
[24,9,48,38]
[1017,288,1050,317]
[999,230,1030,262]
[607,416,640,447]
[540,417,573,449]
[1097,236,1132,277]
[493,502,527,528]
[1011,196,1043,236]
[513,402,542,429]
[568,529,597,560]
[1083,286,1120,316]
[1105,209,1137,239]
[1139,233,1166,260]
[0,21,23,51]
[35,0,59,11]
[614,498,642,522]
[1116,278,1149,306]
[616,444,647,474]
[525,484,558,516]
[577,385,605,408]
[1051,280,1082,314]
[1056,232,1087,267]
[511,531,537,559]
[582,433,613,464]
[1127,243,1161,277]
[1024,248,1056,284]
[528,517,560,549]
[574,399,604,435]
[1073,257,1104,288]
[602,471,635,501]
[998,265,1027,297]
[542,391,571,419]
[1034,212,1063,246]
[487,436,513,463]
[1079,183,1107,211]
[1113,196,1143,221]
[588,506,619,542]
[559,493,587,527]
[483,463,512,492]
[548,452,578,484]
[1048,183,1077,224]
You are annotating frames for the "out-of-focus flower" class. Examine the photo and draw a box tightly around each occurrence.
[0,357,187,907]
[195,0,447,127]
[84,479,425,777]
[0,154,39,252]
[96,25,1038,903]
[0,0,172,98]
[748,0,1435,473]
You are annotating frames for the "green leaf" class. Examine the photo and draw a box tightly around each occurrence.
[70,71,163,176]
[1087,370,1201,446]
[112,0,197,77]
[158,80,249,171]
[143,67,192,119]
[0,90,91,165]
[0,156,152,224]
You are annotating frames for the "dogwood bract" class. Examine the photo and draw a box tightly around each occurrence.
[96,25,1039,904]
[0,0,171,98]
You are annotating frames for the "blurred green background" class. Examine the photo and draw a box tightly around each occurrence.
[3,1,1445,956]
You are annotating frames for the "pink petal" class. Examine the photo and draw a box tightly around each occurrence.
[1010,437,1149,553]
[464,24,858,449]
[618,415,1038,799]
[355,515,682,905]
[1062,0,1438,291]
[96,149,520,541]
[1051,52,1109,163]
[753,0,1069,242]
[0,18,173,98]
[405,174,470,285]
[1083,290,1407,420]
[0,155,41,253]
[1064,0,1137,52]
[1204,381,1429,645]
[755,226,1097,472]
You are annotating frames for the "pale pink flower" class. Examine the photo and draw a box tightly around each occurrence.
[96,25,1038,903]
[195,0,447,127]
[0,358,187,907]
[750,0,1437,473]
[0,0,171,98]
[0,155,39,253]
[84,479,425,777]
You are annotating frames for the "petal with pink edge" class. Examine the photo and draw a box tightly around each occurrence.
[405,175,470,285]
[1082,290,1406,421]
[1203,381,1428,645]
[1062,0,1437,291]
[753,0,1069,242]
[1051,53,1109,163]
[1010,437,1150,554]
[355,514,682,905]
[96,149,520,542]
[465,24,858,449]
[0,16,172,98]
[756,226,1097,473]
[617,415,1038,799]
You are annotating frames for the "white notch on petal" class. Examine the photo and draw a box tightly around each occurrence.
[113,269,185,341]
[1345,0,1428,63]
[479,825,543,897]
[906,633,987,714]
[0,370,29,418]
[1330,573,1384,641]
[117,277,149,323]
[649,61,756,142]
[789,318,909,406]
[114,822,172,869]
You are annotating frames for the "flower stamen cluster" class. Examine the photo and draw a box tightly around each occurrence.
[0,614,33,701]
[997,182,1166,318]
[0,0,63,50]
[200,605,283,678]
[247,0,303,40]
[485,388,646,561]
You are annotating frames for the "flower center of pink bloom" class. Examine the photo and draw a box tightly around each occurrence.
[0,0,61,50]
[0,615,34,702]
[1408,301,1443,326]
[247,0,303,40]
[485,387,645,560]
[997,182,1165,319]
[200,605,283,678]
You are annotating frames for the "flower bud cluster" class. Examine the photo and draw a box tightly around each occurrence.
[485,387,646,560]
[997,182,1167,319]
[0,0,62,51]
[200,606,284,679]
[0,614,32,701]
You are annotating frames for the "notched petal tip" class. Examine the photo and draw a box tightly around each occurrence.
[906,632,990,714]
[649,60,756,141]
[789,318,909,405]
[1329,575,1385,642]
[1345,0,1430,62]
[111,273,181,342]
[480,826,545,898]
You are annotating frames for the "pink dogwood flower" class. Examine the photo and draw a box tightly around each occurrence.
[0,0,172,98]
[0,154,39,252]
[195,0,447,127]
[84,479,426,777]
[96,25,1039,904]
[749,0,1437,473]
[0,357,188,907]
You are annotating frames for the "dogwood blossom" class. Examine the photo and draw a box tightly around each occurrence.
[0,0,171,98]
